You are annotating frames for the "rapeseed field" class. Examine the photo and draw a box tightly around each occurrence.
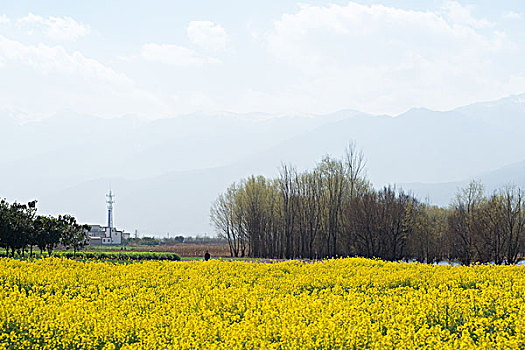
[0,257,523,349]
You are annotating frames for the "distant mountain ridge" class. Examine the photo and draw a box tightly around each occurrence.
[402,158,525,207]
[1,93,525,235]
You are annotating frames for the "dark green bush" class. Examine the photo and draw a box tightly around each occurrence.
[54,250,181,261]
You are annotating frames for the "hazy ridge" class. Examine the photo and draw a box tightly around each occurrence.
[1,94,525,235]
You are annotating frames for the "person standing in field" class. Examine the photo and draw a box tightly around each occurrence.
[204,250,210,261]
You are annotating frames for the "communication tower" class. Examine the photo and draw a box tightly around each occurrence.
[106,190,114,236]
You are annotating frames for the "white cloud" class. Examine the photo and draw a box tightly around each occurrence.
[442,1,493,29]
[267,2,505,72]
[0,34,171,118]
[187,21,228,51]
[264,1,516,115]
[18,13,90,41]
[0,35,131,87]
[502,11,522,20]
[0,14,9,24]
[141,43,219,66]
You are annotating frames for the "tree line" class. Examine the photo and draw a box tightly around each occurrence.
[210,144,525,264]
[0,198,89,257]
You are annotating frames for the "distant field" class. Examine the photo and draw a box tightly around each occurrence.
[1,257,524,349]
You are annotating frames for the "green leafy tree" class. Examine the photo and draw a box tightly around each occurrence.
[59,215,90,256]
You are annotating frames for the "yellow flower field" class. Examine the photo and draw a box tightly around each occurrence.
[0,258,524,349]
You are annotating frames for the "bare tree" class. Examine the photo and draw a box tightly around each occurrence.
[210,150,525,265]
[448,180,485,264]
[499,186,525,264]
[317,156,346,257]
[344,141,367,201]
[295,170,324,258]
[278,164,298,258]
[210,183,243,257]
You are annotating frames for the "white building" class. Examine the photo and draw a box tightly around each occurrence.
[87,190,129,245]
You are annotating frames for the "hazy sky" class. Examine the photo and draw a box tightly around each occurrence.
[0,0,524,119]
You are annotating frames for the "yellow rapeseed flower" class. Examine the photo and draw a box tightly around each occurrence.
[0,257,523,349]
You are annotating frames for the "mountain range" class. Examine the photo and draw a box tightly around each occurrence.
[1,94,525,235]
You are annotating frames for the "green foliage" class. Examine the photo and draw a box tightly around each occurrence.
[0,249,181,261]
[0,198,87,257]
[56,251,181,261]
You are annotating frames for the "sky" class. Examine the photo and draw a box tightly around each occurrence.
[0,0,524,120]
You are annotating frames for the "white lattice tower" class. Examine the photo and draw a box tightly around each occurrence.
[106,190,114,231]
